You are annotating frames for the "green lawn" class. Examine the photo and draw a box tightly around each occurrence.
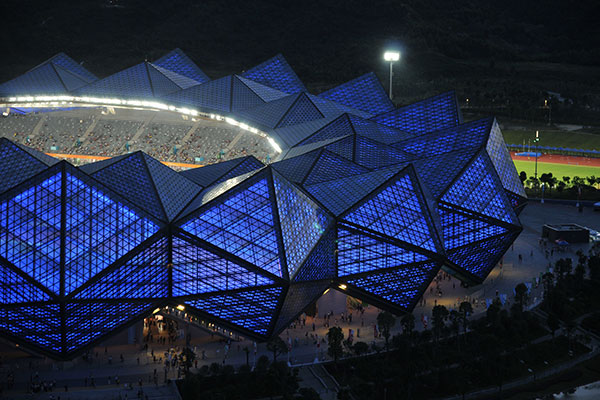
[503,129,600,151]
[513,160,600,179]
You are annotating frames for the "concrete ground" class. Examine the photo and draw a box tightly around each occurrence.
[1,202,599,399]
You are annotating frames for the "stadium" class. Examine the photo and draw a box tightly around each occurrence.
[0,49,526,359]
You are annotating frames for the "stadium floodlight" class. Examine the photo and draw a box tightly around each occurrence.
[383,51,401,100]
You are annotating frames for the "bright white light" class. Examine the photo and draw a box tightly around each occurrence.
[267,137,282,153]
[384,51,400,62]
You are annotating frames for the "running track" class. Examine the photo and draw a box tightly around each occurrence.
[510,152,600,167]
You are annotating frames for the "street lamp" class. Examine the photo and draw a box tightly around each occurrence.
[383,51,400,101]
[534,130,541,198]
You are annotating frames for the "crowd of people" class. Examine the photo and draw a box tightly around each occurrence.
[0,111,276,166]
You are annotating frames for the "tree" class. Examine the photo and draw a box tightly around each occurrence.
[327,327,344,363]
[547,313,560,339]
[519,171,527,184]
[562,176,571,186]
[459,301,473,336]
[486,298,502,324]
[587,176,597,187]
[589,255,600,281]
[401,313,415,337]
[377,311,396,351]
[449,310,461,351]
[432,305,448,342]
[181,346,195,375]
[266,337,288,362]
[557,181,566,193]
[352,341,369,355]
[514,283,529,312]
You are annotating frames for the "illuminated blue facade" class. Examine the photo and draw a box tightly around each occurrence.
[0,50,525,359]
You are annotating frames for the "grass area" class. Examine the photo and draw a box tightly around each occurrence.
[503,129,600,151]
[513,160,600,179]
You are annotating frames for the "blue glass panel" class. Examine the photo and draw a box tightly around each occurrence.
[304,150,369,186]
[159,75,233,113]
[73,237,168,300]
[0,304,62,353]
[486,120,527,197]
[343,172,439,252]
[235,93,298,129]
[142,154,201,221]
[152,48,210,84]
[305,165,403,216]
[346,261,439,310]
[0,62,67,97]
[64,171,160,294]
[324,136,354,160]
[438,203,509,249]
[74,63,154,99]
[393,118,491,157]
[181,176,282,277]
[180,157,249,188]
[236,76,289,102]
[273,282,329,332]
[319,72,394,116]
[297,114,354,146]
[504,189,527,215]
[441,153,519,225]
[0,139,51,194]
[64,301,152,352]
[51,53,98,83]
[412,149,477,199]
[0,170,62,293]
[277,94,324,128]
[91,153,167,220]
[232,76,266,111]
[447,230,519,280]
[349,114,413,144]
[54,65,89,91]
[273,173,331,278]
[186,287,283,335]
[147,64,182,97]
[293,228,337,282]
[213,157,264,186]
[241,54,306,94]
[171,236,274,296]
[0,263,51,303]
[337,227,428,276]
[271,151,319,184]
[307,94,372,119]
[355,136,410,169]
[371,91,460,135]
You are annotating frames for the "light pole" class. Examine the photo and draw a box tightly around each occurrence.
[534,130,540,197]
[383,51,400,100]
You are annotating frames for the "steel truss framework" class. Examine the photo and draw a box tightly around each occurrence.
[0,50,526,359]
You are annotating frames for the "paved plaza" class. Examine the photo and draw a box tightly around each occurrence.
[1,201,599,400]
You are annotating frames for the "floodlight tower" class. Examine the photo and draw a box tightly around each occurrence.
[383,51,400,101]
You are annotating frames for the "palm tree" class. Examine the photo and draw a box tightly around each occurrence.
[266,337,287,362]
[377,311,396,351]
[514,283,528,312]
[432,305,448,343]
[459,301,473,338]
[327,327,344,363]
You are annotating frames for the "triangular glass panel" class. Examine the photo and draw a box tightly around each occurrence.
[54,65,90,92]
[438,203,510,250]
[486,120,527,197]
[162,75,232,113]
[236,75,288,102]
[0,62,66,96]
[180,174,283,277]
[349,114,413,144]
[73,237,168,300]
[319,72,394,116]
[297,114,354,146]
[447,230,520,281]
[305,165,404,216]
[304,150,369,185]
[64,301,153,353]
[171,236,274,296]
[355,136,410,169]
[337,227,429,276]
[273,282,329,333]
[0,139,53,194]
[342,170,439,252]
[63,169,160,294]
[277,94,324,128]
[0,262,52,303]
[186,286,283,336]
[371,91,461,135]
[271,151,320,184]
[50,53,98,83]
[293,228,337,282]
[241,54,306,94]
[273,172,332,278]
[74,63,153,99]
[90,152,167,220]
[152,48,210,84]
[147,64,183,97]
[232,76,266,111]
[441,152,519,225]
[235,93,298,129]
[0,304,62,354]
[345,260,440,311]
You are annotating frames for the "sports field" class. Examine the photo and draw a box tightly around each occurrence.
[512,160,600,179]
